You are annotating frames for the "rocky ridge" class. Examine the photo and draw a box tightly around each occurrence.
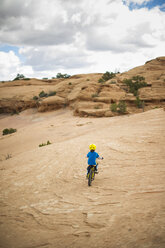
[0,57,165,117]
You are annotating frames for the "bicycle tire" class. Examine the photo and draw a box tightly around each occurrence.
[88,169,92,186]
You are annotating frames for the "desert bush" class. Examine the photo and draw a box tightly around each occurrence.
[56,73,71,79]
[86,79,90,81]
[39,91,48,98]
[3,128,17,136]
[13,73,25,81]
[92,93,99,98]
[68,82,72,85]
[48,91,56,96]
[39,140,51,147]
[110,103,118,112]
[123,75,147,96]
[102,71,116,81]
[42,77,48,80]
[33,96,39,100]
[135,96,144,108]
[117,101,127,113]
[23,78,30,80]
[98,78,104,83]
[98,71,116,83]
[110,101,127,113]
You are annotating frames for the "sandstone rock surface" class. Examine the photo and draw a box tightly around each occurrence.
[0,108,165,248]
[0,57,165,117]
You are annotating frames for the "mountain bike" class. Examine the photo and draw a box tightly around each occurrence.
[87,158,103,186]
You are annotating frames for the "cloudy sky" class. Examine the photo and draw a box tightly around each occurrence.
[0,0,165,80]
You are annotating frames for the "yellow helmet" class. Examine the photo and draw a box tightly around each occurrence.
[89,144,96,150]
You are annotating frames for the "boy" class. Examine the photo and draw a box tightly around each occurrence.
[87,144,103,176]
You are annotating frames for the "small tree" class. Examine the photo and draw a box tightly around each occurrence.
[56,73,71,79]
[135,96,144,108]
[13,73,25,81]
[123,75,147,96]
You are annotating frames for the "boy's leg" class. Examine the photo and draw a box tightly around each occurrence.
[87,165,90,175]
[95,163,98,173]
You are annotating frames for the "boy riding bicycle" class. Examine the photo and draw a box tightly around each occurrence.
[86,144,103,176]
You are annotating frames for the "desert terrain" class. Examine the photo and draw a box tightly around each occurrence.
[0,57,165,248]
[0,107,165,248]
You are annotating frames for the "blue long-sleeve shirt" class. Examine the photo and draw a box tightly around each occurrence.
[87,151,99,165]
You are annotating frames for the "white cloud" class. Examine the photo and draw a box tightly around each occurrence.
[0,0,164,80]
[19,44,91,71]
[0,51,33,81]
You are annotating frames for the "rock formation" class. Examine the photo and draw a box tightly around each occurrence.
[0,57,165,117]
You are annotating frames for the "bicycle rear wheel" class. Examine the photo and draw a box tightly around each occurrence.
[88,169,92,186]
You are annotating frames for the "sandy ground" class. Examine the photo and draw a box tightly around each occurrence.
[0,108,165,248]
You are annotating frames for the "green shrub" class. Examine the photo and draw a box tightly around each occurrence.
[23,78,30,80]
[42,77,48,80]
[117,101,127,113]
[39,91,48,98]
[98,78,104,83]
[102,71,116,81]
[135,96,144,108]
[39,140,52,147]
[98,71,116,83]
[56,73,71,79]
[110,101,127,113]
[110,103,118,112]
[33,96,39,100]
[123,75,147,96]
[48,91,56,96]
[3,128,17,136]
[92,93,99,98]
[13,73,25,81]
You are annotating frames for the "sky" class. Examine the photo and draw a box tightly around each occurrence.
[0,0,165,81]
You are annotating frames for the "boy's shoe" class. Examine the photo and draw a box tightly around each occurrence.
[95,171,99,174]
